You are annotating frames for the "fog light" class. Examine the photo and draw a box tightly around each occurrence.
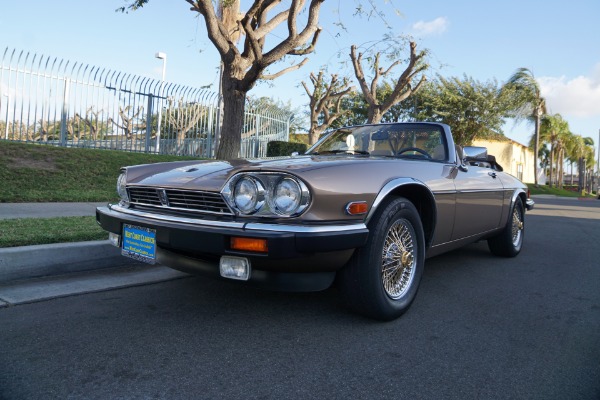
[109,232,121,247]
[220,256,251,281]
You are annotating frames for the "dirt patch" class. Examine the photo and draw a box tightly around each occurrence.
[5,156,59,171]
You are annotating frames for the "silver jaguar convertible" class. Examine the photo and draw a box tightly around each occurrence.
[96,122,534,320]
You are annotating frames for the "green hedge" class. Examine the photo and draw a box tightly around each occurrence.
[266,141,308,157]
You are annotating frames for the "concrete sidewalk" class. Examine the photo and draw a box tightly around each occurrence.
[0,202,107,219]
[0,202,133,284]
[0,202,192,306]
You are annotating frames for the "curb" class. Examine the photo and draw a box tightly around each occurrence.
[0,240,136,283]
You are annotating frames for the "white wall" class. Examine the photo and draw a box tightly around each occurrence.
[472,139,537,183]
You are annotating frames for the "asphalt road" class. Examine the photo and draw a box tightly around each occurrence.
[1,197,599,400]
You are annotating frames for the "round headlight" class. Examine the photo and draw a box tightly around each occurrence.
[272,178,302,215]
[234,177,262,214]
[117,173,129,203]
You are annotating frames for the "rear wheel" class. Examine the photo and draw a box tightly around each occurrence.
[488,197,525,257]
[339,197,425,321]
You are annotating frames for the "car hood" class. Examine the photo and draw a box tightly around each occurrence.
[124,156,373,191]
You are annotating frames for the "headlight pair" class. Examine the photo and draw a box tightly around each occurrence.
[223,173,310,217]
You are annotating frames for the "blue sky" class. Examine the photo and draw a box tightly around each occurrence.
[2,0,599,159]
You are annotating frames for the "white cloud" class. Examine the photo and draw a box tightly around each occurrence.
[539,63,600,118]
[411,17,449,36]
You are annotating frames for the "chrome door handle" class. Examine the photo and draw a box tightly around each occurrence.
[488,172,497,178]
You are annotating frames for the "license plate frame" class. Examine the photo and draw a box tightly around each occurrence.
[121,224,157,264]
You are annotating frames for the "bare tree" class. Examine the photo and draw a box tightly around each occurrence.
[108,106,146,139]
[302,70,353,145]
[167,98,207,155]
[74,107,103,141]
[120,0,324,159]
[350,41,427,124]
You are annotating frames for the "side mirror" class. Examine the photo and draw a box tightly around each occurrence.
[463,146,488,162]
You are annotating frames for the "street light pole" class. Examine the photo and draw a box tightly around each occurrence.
[155,52,167,153]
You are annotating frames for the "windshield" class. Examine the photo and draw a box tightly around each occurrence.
[307,123,447,161]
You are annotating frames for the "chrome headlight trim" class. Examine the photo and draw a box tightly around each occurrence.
[269,176,310,216]
[117,171,129,204]
[232,176,265,215]
[222,172,311,218]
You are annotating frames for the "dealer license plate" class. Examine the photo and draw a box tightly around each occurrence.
[121,224,157,264]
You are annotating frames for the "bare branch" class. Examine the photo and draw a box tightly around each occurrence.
[260,57,309,80]
[350,40,428,123]
[303,69,353,144]
[350,45,376,107]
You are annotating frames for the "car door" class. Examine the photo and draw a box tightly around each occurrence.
[451,165,505,240]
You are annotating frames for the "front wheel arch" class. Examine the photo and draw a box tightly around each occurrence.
[366,180,436,250]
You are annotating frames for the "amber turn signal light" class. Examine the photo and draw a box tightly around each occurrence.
[346,201,368,215]
[230,237,268,253]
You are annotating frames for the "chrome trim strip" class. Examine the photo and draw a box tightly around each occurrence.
[107,204,246,229]
[365,177,435,224]
[429,226,501,248]
[244,222,367,233]
[103,204,367,234]
[456,189,507,194]
[509,189,526,210]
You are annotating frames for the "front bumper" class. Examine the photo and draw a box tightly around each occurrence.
[525,198,535,210]
[96,204,369,287]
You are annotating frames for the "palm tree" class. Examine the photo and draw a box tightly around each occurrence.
[582,138,596,193]
[555,129,573,189]
[539,114,569,188]
[566,134,586,187]
[506,68,546,186]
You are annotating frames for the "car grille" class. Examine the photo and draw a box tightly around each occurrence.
[127,187,233,215]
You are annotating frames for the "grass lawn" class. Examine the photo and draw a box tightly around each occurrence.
[0,140,197,202]
[1,140,198,247]
[527,183,596,198]
[0,217,108,248]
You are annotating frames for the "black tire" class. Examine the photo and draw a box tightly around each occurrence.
[488,197,525,257]
[339,197,425,321]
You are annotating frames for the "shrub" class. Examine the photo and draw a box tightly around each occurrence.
[266,141,308,157]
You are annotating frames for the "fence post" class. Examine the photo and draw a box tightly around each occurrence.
[145,94,153,153]
[255,113,260,158]
[60,78,70,146]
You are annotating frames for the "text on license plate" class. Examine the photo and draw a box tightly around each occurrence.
[122,224,156,264]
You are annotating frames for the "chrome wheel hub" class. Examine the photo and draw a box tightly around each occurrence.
[381,219,416,299]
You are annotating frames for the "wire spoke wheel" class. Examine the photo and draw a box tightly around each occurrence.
[488,196,525,258]
[381,219,417,299]
[511,206,524,247]
[339,197,425,321]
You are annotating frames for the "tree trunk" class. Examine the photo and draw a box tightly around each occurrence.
[216,70,247,160]
[368,107,383,124]
[558,148,564,189]
[533,111,540,186]
[309,126,326,145]
[549,148,554,187]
